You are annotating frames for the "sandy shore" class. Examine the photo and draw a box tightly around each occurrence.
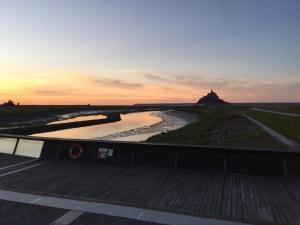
[97,110,198,141]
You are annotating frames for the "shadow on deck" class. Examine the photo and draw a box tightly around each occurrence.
[0,156,299,225]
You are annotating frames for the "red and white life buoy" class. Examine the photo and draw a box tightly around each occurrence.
[68,144,84,159]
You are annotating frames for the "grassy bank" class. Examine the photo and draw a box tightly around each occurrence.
[147,106,284,149]
[246,110,300,143]
[260,106,300,114]
[0,105,139,127]
[0,105,101,127]
[4,113,121,135]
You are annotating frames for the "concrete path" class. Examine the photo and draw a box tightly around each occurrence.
[252,108,300,117]
[50,210,84,225]
[243,113,298,149]
[0,190,251,225]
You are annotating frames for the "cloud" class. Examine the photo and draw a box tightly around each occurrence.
[111,69,155,74]
[144,74,169,82]
[67,74,143,89]
[32,87,79,96]
[143,72,300,102]
[92,78,143,89]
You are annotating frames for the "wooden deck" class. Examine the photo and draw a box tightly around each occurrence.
[0,154,34,168]
[0,158,299,225]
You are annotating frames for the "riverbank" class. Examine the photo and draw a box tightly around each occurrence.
[32,111,165,140]
[97,110,198,141]
[0,105,157,128]
[3,113,121,135]
[0,105,109,128]
[147,106,286,150]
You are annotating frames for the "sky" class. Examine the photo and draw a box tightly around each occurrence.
[0,0,299,104]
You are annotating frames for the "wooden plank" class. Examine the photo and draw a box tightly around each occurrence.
[235,176,243,220]
[210,174,224,216]
[231,175,237,219]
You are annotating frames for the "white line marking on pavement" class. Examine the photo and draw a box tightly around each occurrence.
[51,210,84,225]
[0,159,37,171]
[30,197,42,204]
[0,162,46,178]
[137,211,144,220]
[0,190,250,225]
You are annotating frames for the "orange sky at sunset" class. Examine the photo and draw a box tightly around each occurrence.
[1,72,299,105]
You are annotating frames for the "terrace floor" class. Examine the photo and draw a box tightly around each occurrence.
[0,154,299,225]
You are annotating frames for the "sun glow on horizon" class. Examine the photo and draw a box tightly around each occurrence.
[0,71,299,105]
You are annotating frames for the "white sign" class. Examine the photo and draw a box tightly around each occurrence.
[97,148,114,159]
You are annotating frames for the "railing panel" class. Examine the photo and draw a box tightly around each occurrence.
[15,139,44,158]
[0,137,17,154]
[0,133,299,176]
[227,152,284,176]
[134,145,175,168]
[177,149,225,172]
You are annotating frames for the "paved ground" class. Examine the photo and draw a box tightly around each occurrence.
[0,198,167,225]
[0,156,299,225]
[0,199,67,225]
[70,213,164,225]
[0,190,248,225]
[71,212,169,225]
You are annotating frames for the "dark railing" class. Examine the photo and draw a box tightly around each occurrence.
[0,133,299,177]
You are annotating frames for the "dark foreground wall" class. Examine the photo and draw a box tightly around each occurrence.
[0,133,299,177]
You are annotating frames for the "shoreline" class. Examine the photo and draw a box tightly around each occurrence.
[0,109,198,141]
[97,110,198,141]
[3,113,122,135]
[0,109,140,131]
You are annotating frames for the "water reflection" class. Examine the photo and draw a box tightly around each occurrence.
[33,111,162,140]
[0,137,17,154]
[49,114,106,125]
[15,139,44,158]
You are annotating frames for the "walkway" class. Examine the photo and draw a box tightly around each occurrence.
[243,113,297,148]
[0,190,249,225]
[252,108,300,117]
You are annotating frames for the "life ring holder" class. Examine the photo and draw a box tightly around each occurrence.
[68,144,84,159]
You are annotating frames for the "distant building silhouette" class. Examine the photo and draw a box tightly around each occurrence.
[1,100,16,107]
[197,89,228,105]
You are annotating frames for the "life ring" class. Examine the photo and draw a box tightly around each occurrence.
[68,144,84,159]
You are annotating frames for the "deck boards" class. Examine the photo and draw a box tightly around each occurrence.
[0,158,299,225]
[0,153,34,168]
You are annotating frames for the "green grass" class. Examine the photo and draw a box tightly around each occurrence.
[147,106,283,149]
[260,106,300,114]
[246,110,300,143]
[0,105,94,117]
[0,105,107,126]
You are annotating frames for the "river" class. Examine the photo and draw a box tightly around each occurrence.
[32,110,197,141]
